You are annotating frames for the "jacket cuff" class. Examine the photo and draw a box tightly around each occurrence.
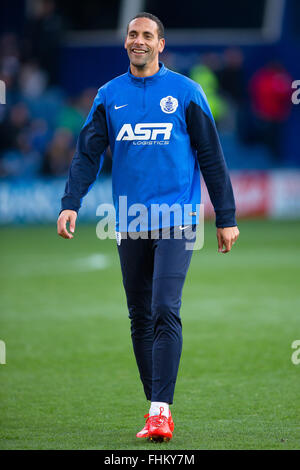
[60,196,80,215]
[215,209,237,228]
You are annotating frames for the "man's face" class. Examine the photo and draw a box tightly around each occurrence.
[125,17,165,69]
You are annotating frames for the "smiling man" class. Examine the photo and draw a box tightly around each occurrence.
[125,14,165,75]
[57,12,239,442]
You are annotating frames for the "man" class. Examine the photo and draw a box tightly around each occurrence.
[57,12,239,442]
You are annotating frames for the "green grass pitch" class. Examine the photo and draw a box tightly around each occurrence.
[0,220,299,450]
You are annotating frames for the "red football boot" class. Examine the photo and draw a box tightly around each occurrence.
[136,410,174,439]
[148,407,173,442]
[168,410,174,432]
[136,413,150,438]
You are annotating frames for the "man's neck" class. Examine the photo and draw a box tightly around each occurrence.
[130,62,160,78]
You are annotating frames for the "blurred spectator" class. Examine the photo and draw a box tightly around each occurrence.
[42,128,74,176]
[218,48,246,106]
[23,0,63,85]
[160,51,178,72]
[0,33,21,105]
[56,97,85,136]
[0,132,42,179]
[249,62,292,121]
[29,118,51,155]
[218,47,248,135]
[0,103,31,153]
[190,53,227,125]
[76,87,98,116]
[18,61,48,98]
[248,61,293,161]
[0,104,44,179]
[55,88,97,135]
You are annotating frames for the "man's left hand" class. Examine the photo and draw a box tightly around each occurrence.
[217,226,240,254]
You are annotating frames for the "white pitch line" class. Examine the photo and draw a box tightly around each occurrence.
[74,254,109,271]
[2,254,110,278]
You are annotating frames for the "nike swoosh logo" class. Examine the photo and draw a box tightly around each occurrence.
[179,225,190,230]
[114,104,128,110]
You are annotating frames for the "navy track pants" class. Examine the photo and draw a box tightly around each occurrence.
[117,227,195,404]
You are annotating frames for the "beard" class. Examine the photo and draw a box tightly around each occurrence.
[131,60,147,68]
[128,50,152,68]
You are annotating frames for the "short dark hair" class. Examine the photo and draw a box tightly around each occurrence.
[127,12,165,40]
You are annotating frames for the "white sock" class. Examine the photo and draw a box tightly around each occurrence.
[149,401,169,418]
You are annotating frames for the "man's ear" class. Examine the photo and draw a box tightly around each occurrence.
[124,37,127,50]
[159,38,165,54]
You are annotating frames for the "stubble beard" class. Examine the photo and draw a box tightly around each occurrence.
[132,62,147,70]
[128,50,153,69]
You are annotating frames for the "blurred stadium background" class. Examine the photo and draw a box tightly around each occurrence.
[0,0,300,220]
[1,0,300,450]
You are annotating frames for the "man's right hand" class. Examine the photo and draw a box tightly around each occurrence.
[57,210,77,239]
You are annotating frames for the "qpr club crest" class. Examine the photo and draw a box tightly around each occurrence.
[160,96,178,114]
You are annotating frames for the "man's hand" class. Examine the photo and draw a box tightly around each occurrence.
[217,226,239,254]
[57,210,77,239]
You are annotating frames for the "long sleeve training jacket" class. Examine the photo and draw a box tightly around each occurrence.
[61,62,237,231]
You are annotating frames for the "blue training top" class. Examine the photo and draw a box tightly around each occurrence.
[61,62,236,231]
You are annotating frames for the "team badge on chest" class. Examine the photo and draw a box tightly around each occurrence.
[160,96,178,114]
